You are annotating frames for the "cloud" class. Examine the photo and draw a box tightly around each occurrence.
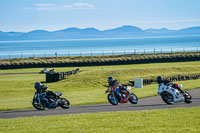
[34,3,95,11]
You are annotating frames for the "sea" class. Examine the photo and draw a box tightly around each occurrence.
[0,35,200,59]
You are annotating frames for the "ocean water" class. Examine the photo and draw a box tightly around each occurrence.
[0,35,200,59]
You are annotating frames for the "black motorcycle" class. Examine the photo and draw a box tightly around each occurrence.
[32,90,70,110]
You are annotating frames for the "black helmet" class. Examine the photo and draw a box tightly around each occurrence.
[34,82,41,89]
[156,76,163,84]
[107,76,113,83]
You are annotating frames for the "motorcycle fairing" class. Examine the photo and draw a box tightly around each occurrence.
[158,83,184,102]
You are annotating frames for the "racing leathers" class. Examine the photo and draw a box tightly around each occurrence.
[40,85,57,108]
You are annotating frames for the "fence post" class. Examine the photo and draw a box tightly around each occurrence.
[124,50,126,55]
[144,49,145,54]
[9,54,10,60]
[44,53,46,62]
[171,48,173,53]
[68,52,70,56]
[112,50,114,55]
[134,49,136,54]
[161,48,162,53]
[103,51,104,56]
[91,51,93,56]
[21,53,23,58]
[183,48,185,52]
[197,47,199,52]
[55,52,58,62]
[154,48,155,54]
[80,52,82,56]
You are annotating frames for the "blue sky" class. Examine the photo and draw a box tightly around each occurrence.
[0,0,200,32]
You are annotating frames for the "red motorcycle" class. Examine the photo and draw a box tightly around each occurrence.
[105,86,138,105]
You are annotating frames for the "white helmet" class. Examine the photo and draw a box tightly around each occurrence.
[178,84,182,89]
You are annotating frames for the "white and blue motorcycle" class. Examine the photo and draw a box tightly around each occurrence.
[157,83,192,104]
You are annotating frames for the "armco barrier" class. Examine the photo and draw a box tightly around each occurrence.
[128,74,200,86]
[46,68,81,83]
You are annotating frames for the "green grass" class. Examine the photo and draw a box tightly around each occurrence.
[0,107,200,133]
[0,61,200,110]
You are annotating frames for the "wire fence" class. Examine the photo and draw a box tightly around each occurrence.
[1,47,200,59]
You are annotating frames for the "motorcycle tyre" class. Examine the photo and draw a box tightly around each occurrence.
[161,91,174,105]
[59,98,71,109]
[128,93,138,104]
[107,94,119,105]
[184,91,192,104]
[32,98,45,110]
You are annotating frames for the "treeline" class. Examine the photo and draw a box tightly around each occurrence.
[0,52,200,69]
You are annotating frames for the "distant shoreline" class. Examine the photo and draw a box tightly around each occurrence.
[1,34,200,43]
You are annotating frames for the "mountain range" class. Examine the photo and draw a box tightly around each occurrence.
[0,25,200,41]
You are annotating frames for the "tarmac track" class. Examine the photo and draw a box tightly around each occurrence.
[0,88,199,119]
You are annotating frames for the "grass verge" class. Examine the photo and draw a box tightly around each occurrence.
[0,61,200,110]
[0,107,200,133]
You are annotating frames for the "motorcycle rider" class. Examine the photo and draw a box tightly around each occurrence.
[34,82,57,108]
[156,76,184,93]
[105,76,128,98]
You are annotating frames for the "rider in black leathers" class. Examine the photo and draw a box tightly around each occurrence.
[34,82,57,108]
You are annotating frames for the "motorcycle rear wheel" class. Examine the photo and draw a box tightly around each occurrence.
[108,94,118,105]
[128,93,138,104]
[32,98,45,110]
[59,98,70,109]
[161,91,174,104]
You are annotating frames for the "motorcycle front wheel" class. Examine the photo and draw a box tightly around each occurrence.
[128,93,138,104]
[32,98,45,110]
[59,98,70,109]
[107,94,119,105]
[184,91,192,103]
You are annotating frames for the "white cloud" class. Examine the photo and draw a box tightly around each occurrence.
[34,3,95,11]
[73,3,95,8]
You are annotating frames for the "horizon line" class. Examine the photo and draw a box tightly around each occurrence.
[1,25,200,33]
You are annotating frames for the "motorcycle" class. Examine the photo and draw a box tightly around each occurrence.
[105,86,138,105]
[39,68,47,74]
[157,83,192,104]
[39,68,56,74]
[32,89,70,110]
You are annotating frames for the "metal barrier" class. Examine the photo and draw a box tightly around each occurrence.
[46,68,81,83]
[128,74,200,86]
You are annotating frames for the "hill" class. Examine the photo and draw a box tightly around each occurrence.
[0,26,200,41]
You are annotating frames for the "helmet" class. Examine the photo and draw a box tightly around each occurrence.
[156,76,163,84]
[178,84,182,89]
[107,76,113,83]
[34,82,41,89]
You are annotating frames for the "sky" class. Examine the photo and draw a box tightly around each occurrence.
[0,0,200,32]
